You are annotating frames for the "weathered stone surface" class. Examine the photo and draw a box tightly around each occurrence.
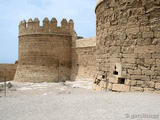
[71,37,96,81]
[126,27,140,35]
[95,85,102,91]
[100,81,107,88]
[130,80,137,86]
[130,86,144,92]
[146,81,155,88]
[144,88,155,93]
[74,37,96,48]
[142,70,155,76]
[107,83,113,90]
[142,32,154,38]
[112,84,130,92]
[128,69,141,75]
[122,58,136,64]
[0,64,17,82]
[152,54,160,58]
[134,46,156,54]
[136,81,145,87]
[131,75,142,80]
[125,79,131,85]
[155,90,160,94]
[95,0,160,93]
[155,83,160,89]
[109,77,118,84]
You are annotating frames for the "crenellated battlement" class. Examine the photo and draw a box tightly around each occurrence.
[19,17,74,36]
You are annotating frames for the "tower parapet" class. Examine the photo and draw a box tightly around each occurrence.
[19,17,74,36]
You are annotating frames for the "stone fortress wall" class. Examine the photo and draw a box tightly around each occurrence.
[1,0,160,93]
[93,0,160,93]
[0,64,17,82]
[71,37,96,81]
[14,18,74,82]
[0,18,97,83]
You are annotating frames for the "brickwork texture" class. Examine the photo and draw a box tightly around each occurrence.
[0,64,17,82]
[93,0,160,93]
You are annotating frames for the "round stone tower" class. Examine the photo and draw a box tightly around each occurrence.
[94,0,160,92]
[14,17,74,82]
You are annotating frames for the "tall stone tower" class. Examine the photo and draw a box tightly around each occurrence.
[94,0,160,92]
[14,17,75,82]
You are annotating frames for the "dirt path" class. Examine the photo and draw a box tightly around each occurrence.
[0,81,160,120]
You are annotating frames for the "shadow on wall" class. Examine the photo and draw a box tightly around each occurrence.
[70,51,79,81]
[70,46,96,82]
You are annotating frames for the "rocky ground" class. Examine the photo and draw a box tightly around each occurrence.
[0,81,160,120]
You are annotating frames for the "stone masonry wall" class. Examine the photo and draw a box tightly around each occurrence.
[71,37,96,81]
[0,64,17,82]
[94,0,160,93]
[14,18,74,82]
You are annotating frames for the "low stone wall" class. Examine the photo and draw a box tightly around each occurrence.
[71,37,96,81]
[0,64,17,82]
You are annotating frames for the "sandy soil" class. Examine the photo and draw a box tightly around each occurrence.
[0,81,160,120]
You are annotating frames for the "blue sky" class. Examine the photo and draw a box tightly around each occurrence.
[0,0,96,63]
